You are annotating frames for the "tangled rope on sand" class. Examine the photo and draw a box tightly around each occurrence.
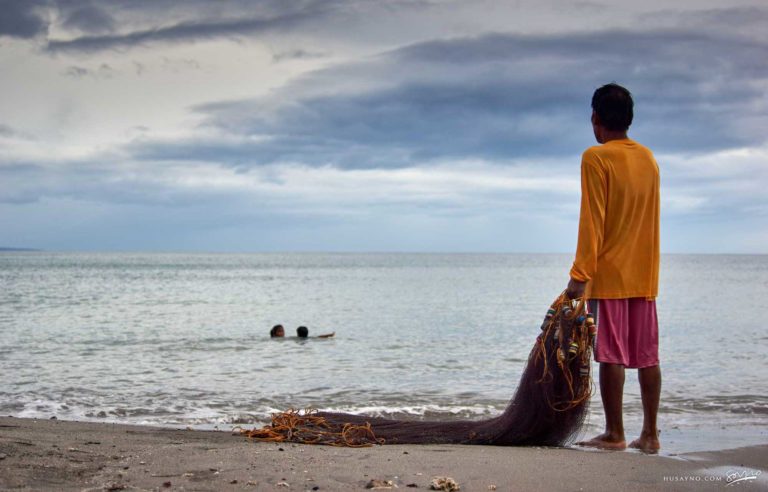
[237,408,384,447]
[239,293,594,447]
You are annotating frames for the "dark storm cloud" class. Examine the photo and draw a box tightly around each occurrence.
[46,11,318,53]
[58,0,115,34]
[0,0,116,40]
[130,25,768,169]
[0,0,364,49]
[42,0,371,53]
[391,29,768,148]
[0,0,49,38]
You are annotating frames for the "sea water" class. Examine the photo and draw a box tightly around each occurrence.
[1,252,766,453]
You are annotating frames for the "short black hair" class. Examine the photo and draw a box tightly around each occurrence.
[591,83,634,131]
[270,324,283,337]
[296,326,309,338]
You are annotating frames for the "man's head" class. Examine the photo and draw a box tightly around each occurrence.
[296,326,309,338]
[270,324,285,337]
[591,83,633,142]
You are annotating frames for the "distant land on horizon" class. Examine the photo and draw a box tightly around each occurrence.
[0,247,40,252]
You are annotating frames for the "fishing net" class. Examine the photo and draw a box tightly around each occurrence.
[239,293,595,447]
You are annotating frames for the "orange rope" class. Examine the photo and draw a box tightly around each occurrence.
[539,293,594,412]
[237,408,385,447]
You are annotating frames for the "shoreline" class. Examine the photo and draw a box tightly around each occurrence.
[1,417,766,491]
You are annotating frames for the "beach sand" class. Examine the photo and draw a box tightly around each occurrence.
[0,417,765,491]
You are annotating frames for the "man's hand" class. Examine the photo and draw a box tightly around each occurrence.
[566,278,586,299]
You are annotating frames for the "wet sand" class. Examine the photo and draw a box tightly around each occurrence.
[0,417,766,491]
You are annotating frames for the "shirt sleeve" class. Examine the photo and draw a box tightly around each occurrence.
[570,152,607,282]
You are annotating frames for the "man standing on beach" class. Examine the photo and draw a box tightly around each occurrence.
[566,83,661,453]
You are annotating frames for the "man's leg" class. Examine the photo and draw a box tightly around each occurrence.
[630,365,661,452]
[579,362,627,449]
[627,298,661,452]
[579,299,628,449]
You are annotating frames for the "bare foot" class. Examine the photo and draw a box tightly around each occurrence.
[629,432,660,454]
[577,432,627,450]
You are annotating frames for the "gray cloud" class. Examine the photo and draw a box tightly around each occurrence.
[161,57,201,72]
[272,49,328,63]
[63,65,88,78]
[44,0,351,53]
[0,160,227,207]
[0,123,34,140]
[15,0,446,53]
[62,63,116,78]
[47,14,306,52]
[129,25,768,170]
[0,0,49,38]
[0,0,347,48]
[58,0,115,34]
[2,2,767,253]
[641,6,768,41]
[0,123,17,137]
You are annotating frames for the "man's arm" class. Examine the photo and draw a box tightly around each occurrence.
[568,153,607,298]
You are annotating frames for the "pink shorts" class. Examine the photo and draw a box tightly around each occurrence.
[588,298,659,369]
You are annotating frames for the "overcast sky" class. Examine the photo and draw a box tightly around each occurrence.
[1,0,766,253]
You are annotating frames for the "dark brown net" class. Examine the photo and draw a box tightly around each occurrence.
[239,293,595,447]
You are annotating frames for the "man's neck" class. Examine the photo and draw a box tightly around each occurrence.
[600,130,628,143]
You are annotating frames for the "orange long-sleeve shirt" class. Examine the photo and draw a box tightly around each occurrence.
[570,138,660,299]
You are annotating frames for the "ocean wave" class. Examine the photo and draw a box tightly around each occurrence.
[663,395,768,416]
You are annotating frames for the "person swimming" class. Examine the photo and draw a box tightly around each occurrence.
[302,326,335,338]
[269,324,285,337]
[269,324,334,339]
